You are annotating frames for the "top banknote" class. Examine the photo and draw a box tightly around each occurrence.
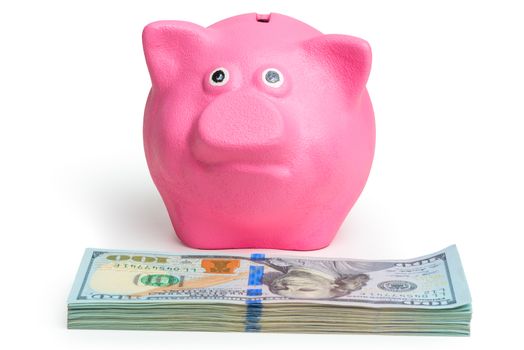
[68,245,471,309]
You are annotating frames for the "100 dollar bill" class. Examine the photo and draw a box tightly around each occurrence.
[68,245,471,308]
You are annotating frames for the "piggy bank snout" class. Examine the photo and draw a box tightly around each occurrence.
[191,92,291,164]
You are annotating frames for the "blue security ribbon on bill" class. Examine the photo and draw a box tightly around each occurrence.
[245,253,265,331]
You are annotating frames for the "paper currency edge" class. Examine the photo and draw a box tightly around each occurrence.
[68,248,99,304]
[444,245,472,308]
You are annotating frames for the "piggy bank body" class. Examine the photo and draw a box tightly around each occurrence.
[143,13,375,250]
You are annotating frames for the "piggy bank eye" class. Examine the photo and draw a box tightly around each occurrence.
[209,67,229,86]
[262,68,284,88]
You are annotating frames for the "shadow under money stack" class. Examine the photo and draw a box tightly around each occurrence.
[68,246,472,335]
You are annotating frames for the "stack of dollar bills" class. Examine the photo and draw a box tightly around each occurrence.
[68,245,472,335]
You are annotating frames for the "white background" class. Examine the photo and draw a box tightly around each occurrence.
[1,0,523,349]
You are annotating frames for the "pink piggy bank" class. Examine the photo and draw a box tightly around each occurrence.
[142,13,375,250]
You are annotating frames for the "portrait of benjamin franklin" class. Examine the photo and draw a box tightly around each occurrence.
[260,258,395,300]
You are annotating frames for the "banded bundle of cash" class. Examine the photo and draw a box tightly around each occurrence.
[68,245,472,335]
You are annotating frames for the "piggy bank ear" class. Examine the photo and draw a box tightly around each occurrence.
[143,21,210,88]
[302,34,372,99]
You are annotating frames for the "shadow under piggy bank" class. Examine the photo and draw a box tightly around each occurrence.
[142,13,375,250]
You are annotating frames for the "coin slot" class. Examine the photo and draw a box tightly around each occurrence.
[256,13,271,23]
